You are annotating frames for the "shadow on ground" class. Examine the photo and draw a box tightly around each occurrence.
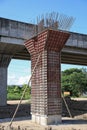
[0,97,87,120]
[62,97,87,118]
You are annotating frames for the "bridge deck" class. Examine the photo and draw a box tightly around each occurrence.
[0,17,87,65]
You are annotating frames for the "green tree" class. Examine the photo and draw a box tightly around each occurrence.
[7,84,31,100]
[61,68,87,97]
[13,86,21,93]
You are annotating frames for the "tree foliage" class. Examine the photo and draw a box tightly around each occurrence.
[61,68,87,97]
[7,84,31,100]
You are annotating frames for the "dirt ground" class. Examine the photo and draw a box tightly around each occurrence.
[0,98,87,130]
[1,117,87,130]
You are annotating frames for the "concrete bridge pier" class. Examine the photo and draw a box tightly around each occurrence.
[0,54,12,106]
[25,29,70,125]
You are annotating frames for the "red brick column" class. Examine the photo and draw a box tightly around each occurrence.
[25,29,70,125]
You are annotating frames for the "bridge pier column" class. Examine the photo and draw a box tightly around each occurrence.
[25,29,70,125]
[0,55,12,106]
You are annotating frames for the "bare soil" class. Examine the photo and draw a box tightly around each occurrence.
[0,98,87,130]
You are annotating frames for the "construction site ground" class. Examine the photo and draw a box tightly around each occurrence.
[0,98,87,130]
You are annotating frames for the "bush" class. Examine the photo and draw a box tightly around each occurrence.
[7,93,21,100]
[7,85,31,100]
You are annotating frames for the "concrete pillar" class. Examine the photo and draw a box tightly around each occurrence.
[25,29,70,125]
[0,67,7,106]
[0,54,12,106]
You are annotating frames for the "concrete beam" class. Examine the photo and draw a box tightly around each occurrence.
[0,17,35,39]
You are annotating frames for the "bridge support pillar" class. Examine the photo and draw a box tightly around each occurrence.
[0,55,12,106]
[25,29,70,125]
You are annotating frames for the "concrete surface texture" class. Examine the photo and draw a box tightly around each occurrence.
[0,54,12,106]
[0,68,7,106]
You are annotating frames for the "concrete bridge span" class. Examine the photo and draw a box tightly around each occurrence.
[0,17,87,65]
[0,17,87,106]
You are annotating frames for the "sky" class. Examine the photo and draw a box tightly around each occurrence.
[0,0,87,85]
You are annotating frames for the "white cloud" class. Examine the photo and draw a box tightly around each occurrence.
[8,74,31,85]
[17,76,30,85]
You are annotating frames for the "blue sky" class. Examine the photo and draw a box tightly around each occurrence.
[0,0,87,85]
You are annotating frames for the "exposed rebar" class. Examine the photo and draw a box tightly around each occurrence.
[34,12,75,35]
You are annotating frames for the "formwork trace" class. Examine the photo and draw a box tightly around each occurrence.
[25,12,74,125]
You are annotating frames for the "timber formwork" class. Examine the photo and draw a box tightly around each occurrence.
[25,29,70,125]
